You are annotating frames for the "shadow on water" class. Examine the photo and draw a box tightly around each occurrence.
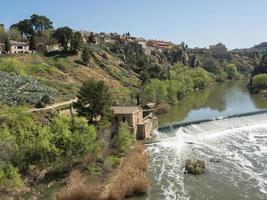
[158,80,267,126]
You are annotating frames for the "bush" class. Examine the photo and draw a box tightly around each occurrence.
[0,164,22,190]
[114,122,134,153]
[0,58,25,75]
[0,108,101,189]
[224,64,241,80]
[104,155,120,169]
[106,144,149,199]
[57,171,101,200]
[251,74,267,92]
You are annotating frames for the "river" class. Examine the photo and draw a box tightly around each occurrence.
[132,81,267,200]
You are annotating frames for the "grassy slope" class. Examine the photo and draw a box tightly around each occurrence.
[2,50,139,104]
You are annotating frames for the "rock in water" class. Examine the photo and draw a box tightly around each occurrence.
[185,159,205,175]
[210,158,220,163]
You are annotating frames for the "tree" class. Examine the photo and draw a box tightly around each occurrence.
[75,80,112,123]
[10,14,53,37]
[141,79,168,105]
[0,26,7,42]
[53,26,73,51]
[30,14,53,34]
[113,122,134,153]
[81,46,91,65]
[4,38,11,53]
[29,36,36,50]
[70,31,83,54]
[87,32,96,44]
[11,19,33,36]
[224,64,240,80]
[8,27,23,41]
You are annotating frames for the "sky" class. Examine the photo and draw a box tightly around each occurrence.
[1,0,267,49]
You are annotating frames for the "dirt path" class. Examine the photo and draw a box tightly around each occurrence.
[29,98,78,112]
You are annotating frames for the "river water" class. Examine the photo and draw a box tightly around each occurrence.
[133,81,267,200]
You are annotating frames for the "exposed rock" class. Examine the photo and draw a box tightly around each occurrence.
[190,55,200,68]
[185,159,205,175]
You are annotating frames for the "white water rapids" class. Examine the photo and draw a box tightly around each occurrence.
[145,113,267,200]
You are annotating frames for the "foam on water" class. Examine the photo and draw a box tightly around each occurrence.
[146,113,267,200]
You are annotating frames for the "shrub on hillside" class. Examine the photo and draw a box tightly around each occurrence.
[113,122,134,153]
[104,155,120,170]
[57,171,101,200]
[0,164,22,190]
[0,58,25,75]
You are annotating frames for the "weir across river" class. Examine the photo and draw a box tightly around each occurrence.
[158,109,267,132]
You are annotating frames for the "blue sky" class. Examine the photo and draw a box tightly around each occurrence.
[1,0,267,49]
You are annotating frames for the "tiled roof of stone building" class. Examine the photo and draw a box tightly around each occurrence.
[112,106,142,115]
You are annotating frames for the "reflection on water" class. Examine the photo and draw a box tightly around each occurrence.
[159,81,267,126]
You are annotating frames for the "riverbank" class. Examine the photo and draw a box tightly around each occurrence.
[259,90,267,100]
[57,143,149,200]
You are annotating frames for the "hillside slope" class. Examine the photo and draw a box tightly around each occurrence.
[0,48,139,105]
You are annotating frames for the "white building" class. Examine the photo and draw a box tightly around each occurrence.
[10,40,31,54]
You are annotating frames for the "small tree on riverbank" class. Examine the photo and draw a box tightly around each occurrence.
[114,122,134,153]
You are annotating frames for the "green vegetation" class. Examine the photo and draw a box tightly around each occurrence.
[0,57,25,75]
[11,14,53,36]
[113,122,134,153]
[70,31,83,54]
[0,107,100,190]
[0,71,56,106]
[75,80,112,123]
[250,74,267,93]
[249,54,267,93]
[53,26,73,51]
[104,155,120,169]
[141,65,213,105]
[81,46,91,65]
[224,63,241,80]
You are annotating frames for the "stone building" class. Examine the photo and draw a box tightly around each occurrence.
[147,40,173,50]
[209,42,228,59]
[112,106,158,140]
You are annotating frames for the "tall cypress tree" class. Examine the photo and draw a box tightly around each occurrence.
[29,36,36,50]
[4,38,11,53]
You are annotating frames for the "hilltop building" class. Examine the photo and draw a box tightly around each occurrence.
[147,40,173,50]
[82,30,175,51]
[112,106,158,140]
[209,42,229,59]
